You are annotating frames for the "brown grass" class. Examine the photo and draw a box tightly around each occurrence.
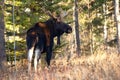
[1,51,120,80]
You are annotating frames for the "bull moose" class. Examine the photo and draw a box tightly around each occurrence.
[26,14,72,72]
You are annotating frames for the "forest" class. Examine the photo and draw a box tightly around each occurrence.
[0,0,120,80]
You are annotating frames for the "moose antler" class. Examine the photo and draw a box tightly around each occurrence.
[41,7,71,22]
[41,7,56,19]
[58,8,72,21]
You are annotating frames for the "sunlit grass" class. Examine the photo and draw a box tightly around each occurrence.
[1,48,120,80]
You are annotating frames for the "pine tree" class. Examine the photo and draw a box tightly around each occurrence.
[73,0,81,55]
[0,0,7,72]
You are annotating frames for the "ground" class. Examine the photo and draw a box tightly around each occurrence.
[1,52,120,80]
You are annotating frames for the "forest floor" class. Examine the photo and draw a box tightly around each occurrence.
[1,50,120,80]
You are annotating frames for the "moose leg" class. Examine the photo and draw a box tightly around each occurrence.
[57,36,61,45]
[46,46,52,67]
[46,38,53,68]
[34,48,41,72]
[28,47,34,72]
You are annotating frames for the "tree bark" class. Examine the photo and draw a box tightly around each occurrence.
[114,0,120,53]
[103,1,108,49]
[73,0,81,55]
[0,0,7,72]
[88,0,93,54]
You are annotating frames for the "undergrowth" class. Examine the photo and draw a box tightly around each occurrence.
[1,48,120,80]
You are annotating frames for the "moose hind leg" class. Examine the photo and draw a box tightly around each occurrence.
[28,47,34,72]
[34,48,41,72]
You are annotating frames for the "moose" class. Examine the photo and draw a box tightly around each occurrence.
[26,13,72,72]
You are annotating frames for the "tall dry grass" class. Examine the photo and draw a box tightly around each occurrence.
[1,49,120,80]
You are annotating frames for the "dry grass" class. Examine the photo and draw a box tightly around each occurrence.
[1,51,120,80]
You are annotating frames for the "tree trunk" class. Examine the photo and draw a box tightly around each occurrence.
[0,0,7,72]
[114,0,120,53]
[88,0,93,54]
[73,0,81,55]
[103,1,108,49]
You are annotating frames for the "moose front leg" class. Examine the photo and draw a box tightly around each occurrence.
[46,46,52,68]
[57,36,61,45]
[46,38,53,68]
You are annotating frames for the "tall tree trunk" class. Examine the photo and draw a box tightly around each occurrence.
[88,0,93,54]
[103,1,108,49]
[73,0,81,55]
[114,0,120,53]
[0,0,7,72]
